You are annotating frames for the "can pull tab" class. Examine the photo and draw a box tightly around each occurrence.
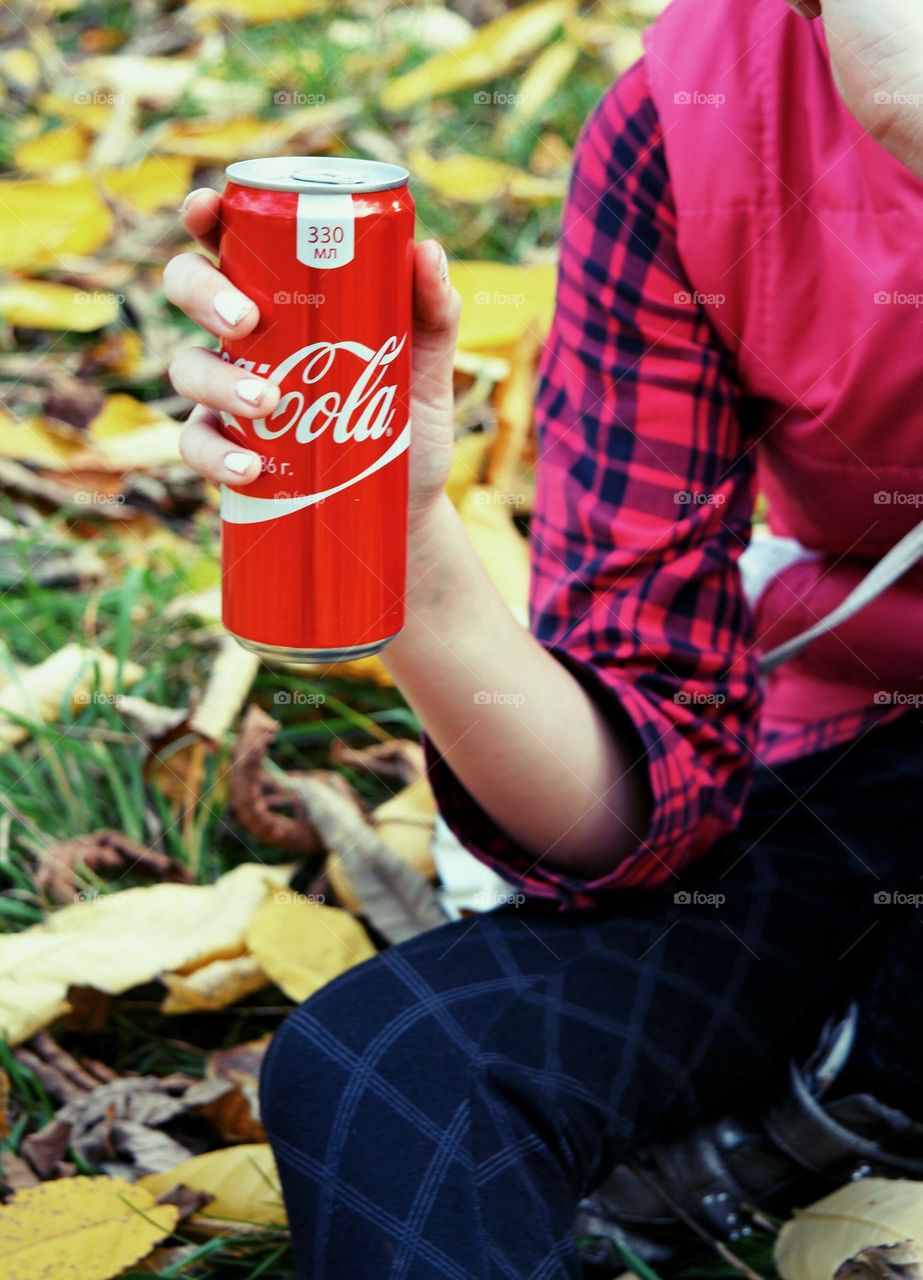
[290,166,362,186]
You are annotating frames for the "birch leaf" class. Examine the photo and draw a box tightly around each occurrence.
[0,862,292,1045]
[380,0,574,111]
[451,260,557,353]
[246,893,375,1002]
[0,280,118,332]
[0,177,112,270]
[0,1176,178,1280]
[141,1144,284,1227]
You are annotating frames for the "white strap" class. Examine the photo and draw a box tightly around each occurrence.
[758,518,923,675]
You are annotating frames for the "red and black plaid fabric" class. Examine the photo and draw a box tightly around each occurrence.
[425,61,895,908]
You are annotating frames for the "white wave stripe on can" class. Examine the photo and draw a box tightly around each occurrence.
[220,420,411,525]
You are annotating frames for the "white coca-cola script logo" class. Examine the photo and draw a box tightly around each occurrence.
[220,335,410,525]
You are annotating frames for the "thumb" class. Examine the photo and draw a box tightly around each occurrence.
[412,239,460,412]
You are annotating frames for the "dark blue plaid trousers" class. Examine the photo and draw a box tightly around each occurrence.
[259,712,923,1279]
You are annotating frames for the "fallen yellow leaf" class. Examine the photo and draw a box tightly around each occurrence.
[0,176,112,270]
[0,861,292,1045]
[460,485,531,624]
[451,260,557,353]
[372,776,437,878]
[13,121,90,173]
[0,1176,178,1280]
[188,0,331,20]
[246,893,376,1002]
[101,155,194,214]
[411,150,565,205]
[0,644,142,752]
[161,953,268,1014]
[140,1144,285,1226]
[380,0,574,111]
[0,279,118,331]
[0,411,80,468]
[775,1179,923,1280]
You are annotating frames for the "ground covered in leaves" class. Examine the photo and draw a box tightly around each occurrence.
[0,1,888,1278]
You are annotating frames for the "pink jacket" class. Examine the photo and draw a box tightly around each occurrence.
[645,0,923,728]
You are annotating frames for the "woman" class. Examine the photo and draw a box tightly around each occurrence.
[164,0,923,1274]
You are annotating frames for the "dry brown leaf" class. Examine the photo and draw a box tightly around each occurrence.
[776,1179,923,1280]
[230,705,322,854]
[36,829,192,905]
[201,1036,270,1143]
[246,892,376,1002]
[0,1154,39,1197]
[0,1176,179,1280]
[836,1241,923,1280]
[26,1074,231,1180]
[284,776,445,943]
[330,738,424,787]
[0,861,292,1045]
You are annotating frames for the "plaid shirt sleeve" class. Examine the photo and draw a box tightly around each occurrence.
[424,59,763,908]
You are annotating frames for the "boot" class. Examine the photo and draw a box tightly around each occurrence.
[577,1005,923,1269]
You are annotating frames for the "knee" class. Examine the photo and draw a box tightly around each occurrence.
[258,948,481,1149]
[259,955,393,1138]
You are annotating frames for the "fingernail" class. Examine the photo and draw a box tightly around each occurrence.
[182,187,212,213]
[214,289,254,328]
[224,451,256,476]
[436,243,450,285]
[236,378,269,406]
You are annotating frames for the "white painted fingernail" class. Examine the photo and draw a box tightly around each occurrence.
[437,243,449,284]
[182,187,212,212]
[236,378,269,406]
[214,289,254,328]
[224,451,256,476]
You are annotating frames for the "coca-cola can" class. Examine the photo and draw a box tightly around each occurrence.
[217,156,414,662]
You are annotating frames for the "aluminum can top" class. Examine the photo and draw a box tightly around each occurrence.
[225,155,410,194]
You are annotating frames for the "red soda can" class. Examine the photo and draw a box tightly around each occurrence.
[217,156,414,662]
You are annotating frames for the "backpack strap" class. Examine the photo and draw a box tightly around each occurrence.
[758,519,923,674]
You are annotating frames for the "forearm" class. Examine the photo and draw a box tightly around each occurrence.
[383,494,651,879]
